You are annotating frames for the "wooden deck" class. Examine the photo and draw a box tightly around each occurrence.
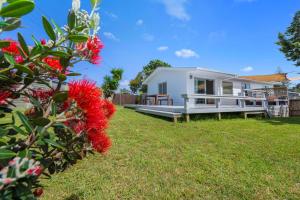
[124,104,267,122]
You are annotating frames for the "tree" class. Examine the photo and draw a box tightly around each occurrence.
[102,68,124,99]
[129,59,171,94]
[143,59,171,77]
[120,88,131,94]
[129,72,143,94]
[277,11,300,66]
[0,0,115,198]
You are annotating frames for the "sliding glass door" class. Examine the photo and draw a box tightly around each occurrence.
[194,78,215,105]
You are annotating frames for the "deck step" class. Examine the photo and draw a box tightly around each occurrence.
[136,108,182,120]
[244,111,267,119]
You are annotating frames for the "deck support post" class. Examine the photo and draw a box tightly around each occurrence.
[185,114,190,122]
[173,117,178,123]
[217,112,222,120]
[244,112,247,119]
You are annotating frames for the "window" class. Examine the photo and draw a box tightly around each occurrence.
[194,79,215,94]
[222,81,233,95]
[194,78,205,94]
[242,83,251,90]
[195,98,206,105]
[158,82,167,95]
[242,83,251,96]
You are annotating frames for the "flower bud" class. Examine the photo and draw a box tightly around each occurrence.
[72,0,80,11]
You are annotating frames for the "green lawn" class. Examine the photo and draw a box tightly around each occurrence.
[42,107,300,200]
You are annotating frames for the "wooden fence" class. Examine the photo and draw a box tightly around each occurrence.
[289,99,300,116]
[112,94,138,106]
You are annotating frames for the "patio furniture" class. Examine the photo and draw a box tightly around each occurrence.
[144,94,173,106]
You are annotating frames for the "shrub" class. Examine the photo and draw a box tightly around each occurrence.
[0,0,114,199]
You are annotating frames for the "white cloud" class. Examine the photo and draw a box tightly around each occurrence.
[241,66,254,72]
[157,46,169,51]
[175,49,199,58]
[136,19,144,26]
[120,79,130,88]
[105,11,118,20]
[159,0,190,21]
[103,32,120,42]
[142,33,155,42]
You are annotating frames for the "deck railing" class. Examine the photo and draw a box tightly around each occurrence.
[182,92,268,112]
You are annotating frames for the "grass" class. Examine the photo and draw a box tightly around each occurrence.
[38,107,300,199]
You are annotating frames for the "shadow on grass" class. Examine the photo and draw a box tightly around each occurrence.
[262,117,300,126]
[65,194,80,200]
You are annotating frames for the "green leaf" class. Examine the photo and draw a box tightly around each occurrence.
[58,74,66,82]
[0,149,16,159]
[14,64,33,75]
[47,50,70,58]
[17,32,29,56]
[51,102,57,116]
[53,92,68,103]
[10,125,27,136]
[0,0,34,17]
[68,10,76,30]
[43,138,64,149]
[42,16,56,41]
[68,34,89,43]
[0,67,13,74]
[2,17,21,31]
[0,41,10,48]
[51,19,63,35]
[4,53,15,65]
[31,117,51,126]
[67,72,81,76]
[16,111,33,133]
[90,0,101,7]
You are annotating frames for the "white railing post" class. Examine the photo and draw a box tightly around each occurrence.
[182,94,190,113]
[241,99,246,108]
[216,98,221,108]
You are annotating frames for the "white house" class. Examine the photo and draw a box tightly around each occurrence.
[143,67,276,106]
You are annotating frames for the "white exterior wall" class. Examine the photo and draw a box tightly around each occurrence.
[147,70,188,105]
[145,68,275,107]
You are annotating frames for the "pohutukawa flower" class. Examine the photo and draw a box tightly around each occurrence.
[0,91,11,105]
[43,57,63,72]
[26,165,42,176]
[67,79,115,153]
[33,188,44,197]
[1,39,20,55]
[76,36,104,64]
[88,130,111,153]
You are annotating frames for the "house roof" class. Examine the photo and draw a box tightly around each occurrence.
[143,67,280,85]
[239,73,289,83]
[143,67,237,84]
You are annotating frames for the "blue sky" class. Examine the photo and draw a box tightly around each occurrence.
[2,0,300,88]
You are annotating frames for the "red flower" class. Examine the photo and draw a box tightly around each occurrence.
[1,39,20,55]
[88,130,111,153]
[87,36,104,55]
[31,89,54,104]
[102,99,115,119]
[43,57,63,72]
[3,178,14,185]
[76,36,104,65]
[33,188,44,197]
[67,79,113,153]
[0,91,11,105]
[65,119,86,135]
[68,80,102,110]
[14,55,24,64]
[27,165,42,176]
[40,39,47,45]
